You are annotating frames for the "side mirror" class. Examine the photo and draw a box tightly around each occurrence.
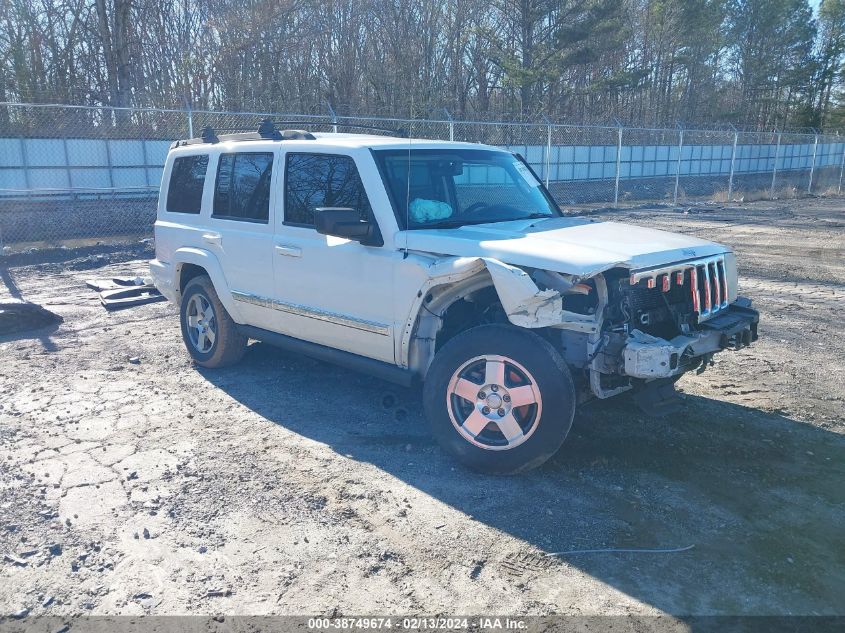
[314,207,382,246]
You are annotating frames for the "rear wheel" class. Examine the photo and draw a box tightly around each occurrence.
[179,275,247,368]
[423,324,575,474]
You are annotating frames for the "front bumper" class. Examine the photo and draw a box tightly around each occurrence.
[623,298,759,379]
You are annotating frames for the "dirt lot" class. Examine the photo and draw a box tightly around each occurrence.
[0,197,843,618]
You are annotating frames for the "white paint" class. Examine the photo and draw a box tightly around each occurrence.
[403,216,730,278]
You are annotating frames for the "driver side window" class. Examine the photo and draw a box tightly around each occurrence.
[284,153,373,227]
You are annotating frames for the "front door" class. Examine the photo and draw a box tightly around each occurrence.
[270,151,396,363]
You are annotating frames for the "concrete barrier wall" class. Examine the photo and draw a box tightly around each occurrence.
[504,142,845,182]
[0,137,170,195]
[2,137,842,200]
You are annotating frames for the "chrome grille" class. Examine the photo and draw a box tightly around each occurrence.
[629,255,730,322]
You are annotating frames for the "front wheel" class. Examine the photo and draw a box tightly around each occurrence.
[423,324,576,474]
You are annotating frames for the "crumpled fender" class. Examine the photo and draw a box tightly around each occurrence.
[412,254,600,331]
[481,258,599,332]
[482,258,563,327]
[402,253,604,373]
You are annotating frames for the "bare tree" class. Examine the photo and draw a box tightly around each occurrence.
[0,0,833,130]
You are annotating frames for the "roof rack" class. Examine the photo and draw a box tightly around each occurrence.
[170,117,407,148]
[267,120,408,137]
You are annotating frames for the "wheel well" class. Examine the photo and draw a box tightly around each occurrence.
[178,263,207,296]
[434,286,507,352]
[434,284,566,358]
[411,276,565,379]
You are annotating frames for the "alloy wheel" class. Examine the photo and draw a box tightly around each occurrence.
[186,294,217,354]
[446,354,542,450]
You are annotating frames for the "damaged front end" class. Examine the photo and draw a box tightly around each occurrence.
[554,255,759,400]
[405,252,759,405]
[467,255,758,401]
[620,300,759,380]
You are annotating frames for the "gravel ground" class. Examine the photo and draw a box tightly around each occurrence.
[0,197,843,618]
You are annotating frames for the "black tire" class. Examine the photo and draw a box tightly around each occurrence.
[423,324,576,474]
[179,275,247,368]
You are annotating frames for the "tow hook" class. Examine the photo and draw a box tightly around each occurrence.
[720,327,753,351]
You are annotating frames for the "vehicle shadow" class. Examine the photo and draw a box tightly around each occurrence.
[198,342,845,616]
[0,265,62,348]
[0,266,23,300]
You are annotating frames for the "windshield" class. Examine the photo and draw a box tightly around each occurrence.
[373,149,560,229]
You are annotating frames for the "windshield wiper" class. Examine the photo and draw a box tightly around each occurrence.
[417,214,553,230]
[418,218,492,229]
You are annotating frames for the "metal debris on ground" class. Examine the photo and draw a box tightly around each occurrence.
[85,276,153,292]
[87,276,165,311]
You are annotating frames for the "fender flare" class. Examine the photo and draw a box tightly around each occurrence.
[405,272,494,378]
[171,247,245,323]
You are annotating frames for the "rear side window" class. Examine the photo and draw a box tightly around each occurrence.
[285,153,372,226]
[166,155,208,214]
[213,152,274,223]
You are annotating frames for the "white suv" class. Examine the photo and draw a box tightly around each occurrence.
[151,121,759,473]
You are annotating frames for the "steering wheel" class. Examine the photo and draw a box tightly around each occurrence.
[463,201,490,216]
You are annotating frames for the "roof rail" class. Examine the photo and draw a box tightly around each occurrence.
[171,117,406,148]
[268,120,408,137]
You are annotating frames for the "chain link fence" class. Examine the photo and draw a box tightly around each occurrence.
[1,102,843,250]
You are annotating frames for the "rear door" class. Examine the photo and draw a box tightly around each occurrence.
[269,150,396,363]
[204,149,278,330]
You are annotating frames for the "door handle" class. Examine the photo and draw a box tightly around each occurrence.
[274,244,302,257]
[202,233,222,246]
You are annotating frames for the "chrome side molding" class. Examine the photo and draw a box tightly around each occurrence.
[231,290,391,336]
